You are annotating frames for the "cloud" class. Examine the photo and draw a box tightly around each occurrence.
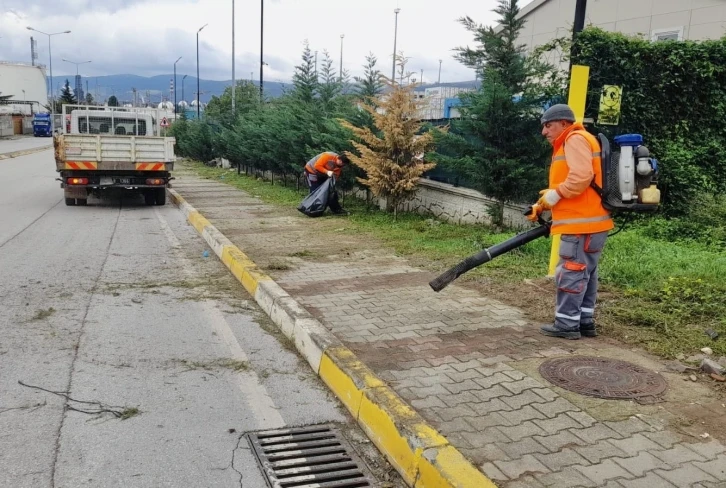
[0,0,535,83]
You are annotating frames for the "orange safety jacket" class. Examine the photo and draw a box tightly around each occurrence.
[549,124,614,236]
[304,152,343,179]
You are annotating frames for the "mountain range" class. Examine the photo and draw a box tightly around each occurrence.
[75,74,479,105]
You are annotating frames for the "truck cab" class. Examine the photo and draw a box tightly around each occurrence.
[32,113,52,137]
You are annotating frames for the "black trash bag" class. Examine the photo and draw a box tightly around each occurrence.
[298,178,334,217]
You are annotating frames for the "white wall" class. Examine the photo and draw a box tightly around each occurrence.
[0,62,48,114]
[516,0,726,68]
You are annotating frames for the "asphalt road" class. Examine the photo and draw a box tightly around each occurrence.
[0,135,53,155]
[0,147,398,487]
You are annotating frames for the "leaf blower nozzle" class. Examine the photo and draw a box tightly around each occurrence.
[429,207,551,292]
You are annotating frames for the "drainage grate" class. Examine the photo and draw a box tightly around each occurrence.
[246,424,373,488]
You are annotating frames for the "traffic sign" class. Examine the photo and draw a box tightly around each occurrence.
[160,117,169,128]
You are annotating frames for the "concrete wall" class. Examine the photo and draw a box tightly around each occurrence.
[0,116,13,137]
[0,62,48,114]
[515,0,726,68]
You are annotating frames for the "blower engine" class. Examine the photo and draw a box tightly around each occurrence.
[595,133,660,211]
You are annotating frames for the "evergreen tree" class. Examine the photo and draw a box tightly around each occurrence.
[205,80,260,126]
[107,95,119,107]
[340,55,438,221]
[59,79,77,106]
[317,50,341,114]
[354,53,384,100]
[291,41,318,103]
[85,93,94,105]
[435,0,562,226]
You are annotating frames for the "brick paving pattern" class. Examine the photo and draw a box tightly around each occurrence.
[175,170,726,488]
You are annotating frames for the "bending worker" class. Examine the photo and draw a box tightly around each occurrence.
[303,151,349,215]
[529,104,613,340]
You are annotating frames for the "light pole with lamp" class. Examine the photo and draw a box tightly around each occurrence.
[196,23,208,119]
[27,27,71,130]
[339,34,344,82]
[62,58,91,103]
[182,74,188,113]
[232,0,236,113]
[173,56,182,114]
[391,8,400,83]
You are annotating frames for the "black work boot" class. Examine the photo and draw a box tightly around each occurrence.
[580,320,597,337]
[540,324,581,340]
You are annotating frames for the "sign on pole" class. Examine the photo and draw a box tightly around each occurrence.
[160,116,169,128]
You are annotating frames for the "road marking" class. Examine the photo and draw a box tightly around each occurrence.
[154,208,285,429]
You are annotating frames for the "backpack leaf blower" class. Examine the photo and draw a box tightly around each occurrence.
[429,209,551,292]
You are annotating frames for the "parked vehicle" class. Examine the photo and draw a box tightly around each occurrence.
[54,105,176,206]
[32,113,52,137]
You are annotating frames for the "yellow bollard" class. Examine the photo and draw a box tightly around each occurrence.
[547,65,590,277]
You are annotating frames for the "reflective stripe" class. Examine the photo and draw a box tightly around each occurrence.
[552,155,567,162]
[581,307,594,313]
[552,215,612,225]
[592,151,601,157]
[556,312,581,321]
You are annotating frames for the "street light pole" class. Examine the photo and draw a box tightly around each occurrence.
[61,58,91,105]
[260,0,264,102]
[182,75,188,111]
[27,27,70,131]
[391,8,400,83]
[438,59,442,84]
[174,56,182,114]
[197,23,207,119]
[339,34,344,82]
[232,0,236,113]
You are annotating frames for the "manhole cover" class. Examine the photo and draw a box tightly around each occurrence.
[539,356,667,403]
[246,424,373,487]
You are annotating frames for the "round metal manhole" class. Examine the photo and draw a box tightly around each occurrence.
[539,356,667,402]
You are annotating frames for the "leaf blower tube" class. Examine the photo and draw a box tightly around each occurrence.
[429,209,552,292]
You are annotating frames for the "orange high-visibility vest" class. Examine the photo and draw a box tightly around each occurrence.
[549,124,613,235]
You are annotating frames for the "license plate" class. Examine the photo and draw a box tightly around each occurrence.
[101,177,113,185]
[116,178,131,185]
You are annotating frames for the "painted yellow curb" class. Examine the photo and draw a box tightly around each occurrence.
[169,186,496,488]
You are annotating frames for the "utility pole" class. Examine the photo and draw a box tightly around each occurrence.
[569,0,587,73]
[438,59,442,84]
[232,0,236,113]
[391,8,400,83]
[339,34,344,82]
[260,0,264,102]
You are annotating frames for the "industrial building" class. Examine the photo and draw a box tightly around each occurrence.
[0,61,48,116]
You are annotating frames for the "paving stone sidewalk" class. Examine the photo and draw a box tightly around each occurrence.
[174,167,726,488]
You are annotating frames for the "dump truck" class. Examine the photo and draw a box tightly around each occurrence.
[54,104,176,206]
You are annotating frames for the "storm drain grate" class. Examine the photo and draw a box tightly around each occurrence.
[246,424,373,488]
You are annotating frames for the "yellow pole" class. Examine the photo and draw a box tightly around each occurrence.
[548,65,589,276]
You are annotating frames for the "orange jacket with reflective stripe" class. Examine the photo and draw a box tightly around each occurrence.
[549,124,613,235]
[304,152,342,179]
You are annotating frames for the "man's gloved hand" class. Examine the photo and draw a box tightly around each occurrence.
[525,204,543,222]
[537,189,561,210]
[326,170,334,177]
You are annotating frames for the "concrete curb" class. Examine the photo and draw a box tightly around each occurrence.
[169,187,496,488]
[0,145,53,161]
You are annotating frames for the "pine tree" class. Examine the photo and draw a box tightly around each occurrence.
[340,54,438,221]
[435,0,562,226]
[59,79,77,106]
[317,50,341,113]
[85,93,94,105]
[291,41,318,103]
[354,53,384,101]
[107,95,119,107]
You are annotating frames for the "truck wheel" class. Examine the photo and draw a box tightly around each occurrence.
[65,198,76,206]
[155,188,167,206]
[144,192,155,206]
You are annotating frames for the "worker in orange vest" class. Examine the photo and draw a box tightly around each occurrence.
[528,104,613,340]
[304,152,350,215]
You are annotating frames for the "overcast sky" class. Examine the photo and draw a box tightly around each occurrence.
[0,0,535,83]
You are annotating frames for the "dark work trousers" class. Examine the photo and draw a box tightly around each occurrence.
[554,231,608,332]
[306,173,344,213]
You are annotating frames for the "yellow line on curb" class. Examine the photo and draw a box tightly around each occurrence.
[0,145,52,161]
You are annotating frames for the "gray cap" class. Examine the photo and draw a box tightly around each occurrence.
[541,104,576,124]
